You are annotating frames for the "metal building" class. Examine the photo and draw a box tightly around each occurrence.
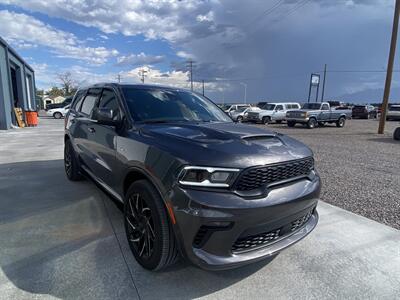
[0,37,36,130]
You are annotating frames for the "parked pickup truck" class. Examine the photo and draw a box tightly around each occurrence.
[286,102,348,129]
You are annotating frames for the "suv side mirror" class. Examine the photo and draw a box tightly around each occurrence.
[94,108,118,126]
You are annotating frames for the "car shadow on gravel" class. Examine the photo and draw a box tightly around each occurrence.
[366,137,399,145]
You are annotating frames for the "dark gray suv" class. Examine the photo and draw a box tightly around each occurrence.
[64,83,320,271]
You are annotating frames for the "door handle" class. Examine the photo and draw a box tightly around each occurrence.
[88,127,96,133]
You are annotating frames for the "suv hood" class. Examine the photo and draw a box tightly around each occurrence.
[138,122,312,168]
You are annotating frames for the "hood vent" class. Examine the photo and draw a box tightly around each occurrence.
[241,134,277,141]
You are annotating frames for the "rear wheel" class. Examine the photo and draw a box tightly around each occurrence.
[307,118,317,129]
[237,116,243,123]
[287,121,296,127]
[336,117,346,128]
[262,116,271,125]
[124,180,178,271]
[394,127,400,140]
[64,139,83,181]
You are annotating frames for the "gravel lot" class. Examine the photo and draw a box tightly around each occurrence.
[251,119,400,230]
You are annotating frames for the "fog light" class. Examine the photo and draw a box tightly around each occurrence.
[210,171,231,183]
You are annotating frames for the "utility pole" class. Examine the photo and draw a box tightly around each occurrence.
[321,64,327,102]
[240,82,247,104]
[307,74,313,103]
[379,0,400,134]
[116,74,122,83]
[187,60,194,91]
[202,80,205,96]
[138,69,147,84]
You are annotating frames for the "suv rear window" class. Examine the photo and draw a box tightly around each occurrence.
[80,88,101,116]
[72,90,86,111]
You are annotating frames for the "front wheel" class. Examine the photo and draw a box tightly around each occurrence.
[394,127,400,140]
[307,118,317,129]
[262,116,271,125]
[336,117,346,128]
[53,112,63,119]
[237,116,243,123]
[287,121,296,127]
[124,180,178,271]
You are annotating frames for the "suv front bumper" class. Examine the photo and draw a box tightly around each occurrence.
[170,175,320,270]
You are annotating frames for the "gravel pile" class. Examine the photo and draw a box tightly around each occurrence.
[255,119,400,230]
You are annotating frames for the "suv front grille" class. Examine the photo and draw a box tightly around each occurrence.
[234,157,314,191]
[232,210,313,253]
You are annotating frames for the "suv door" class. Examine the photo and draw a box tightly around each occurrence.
[72,88,102,173]
[85,88,122,189]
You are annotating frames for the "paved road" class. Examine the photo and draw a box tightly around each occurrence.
[0,118,399,299]
[253,119,400,230]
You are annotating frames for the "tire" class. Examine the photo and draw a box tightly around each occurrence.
[64,139,83,181]
[124,180,178,271]
[53,112,63,119]
[262,116,271,125]
[307,118,317,129]
[276,120,282,124]
[287,121,296,127]
[237,116,243,123]
[336,117,346,128]
[394,127,400,140]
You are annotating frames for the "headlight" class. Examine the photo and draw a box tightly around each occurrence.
[301,112,307,117]
[178,166,240,187]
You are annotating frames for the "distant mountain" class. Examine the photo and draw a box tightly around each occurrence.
[337,87,400,104]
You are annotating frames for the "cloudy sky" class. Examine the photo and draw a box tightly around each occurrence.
[0,0,397,103]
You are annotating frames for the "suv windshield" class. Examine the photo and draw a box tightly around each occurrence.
[123,88,232,123]
[262,104,276,110]
[302,103,322,109]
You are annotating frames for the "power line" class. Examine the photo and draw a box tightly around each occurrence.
[243,0,285,28]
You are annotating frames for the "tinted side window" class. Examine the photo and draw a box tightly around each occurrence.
[98,89,120,121]
[72,90,86,111]
[276,105,284,111]
[80,88,101,116]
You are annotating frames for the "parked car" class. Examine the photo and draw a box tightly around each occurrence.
[46,105,70,119]
[64,83,320,271]
[229,107,255,122]
[286,102,347,129]
[224,103,251,114]
[246,102,301,124]
[386,105,400,121]
[45,96,73,111]
[352,105,377,119]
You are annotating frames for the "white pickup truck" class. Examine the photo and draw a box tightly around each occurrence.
[245,102,301,124]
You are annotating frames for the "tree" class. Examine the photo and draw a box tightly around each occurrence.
[57,72,76,96]
[48,86,64,98]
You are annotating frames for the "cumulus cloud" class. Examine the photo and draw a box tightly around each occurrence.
[116,52,165,67]
[0,10,118,65]
[0,0,396,101]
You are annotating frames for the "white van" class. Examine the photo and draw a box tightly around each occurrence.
[246,102,301,124]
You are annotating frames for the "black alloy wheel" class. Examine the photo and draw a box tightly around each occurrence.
[124,180,178,270]
[125,192,156,259]
[64,139,82,181]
